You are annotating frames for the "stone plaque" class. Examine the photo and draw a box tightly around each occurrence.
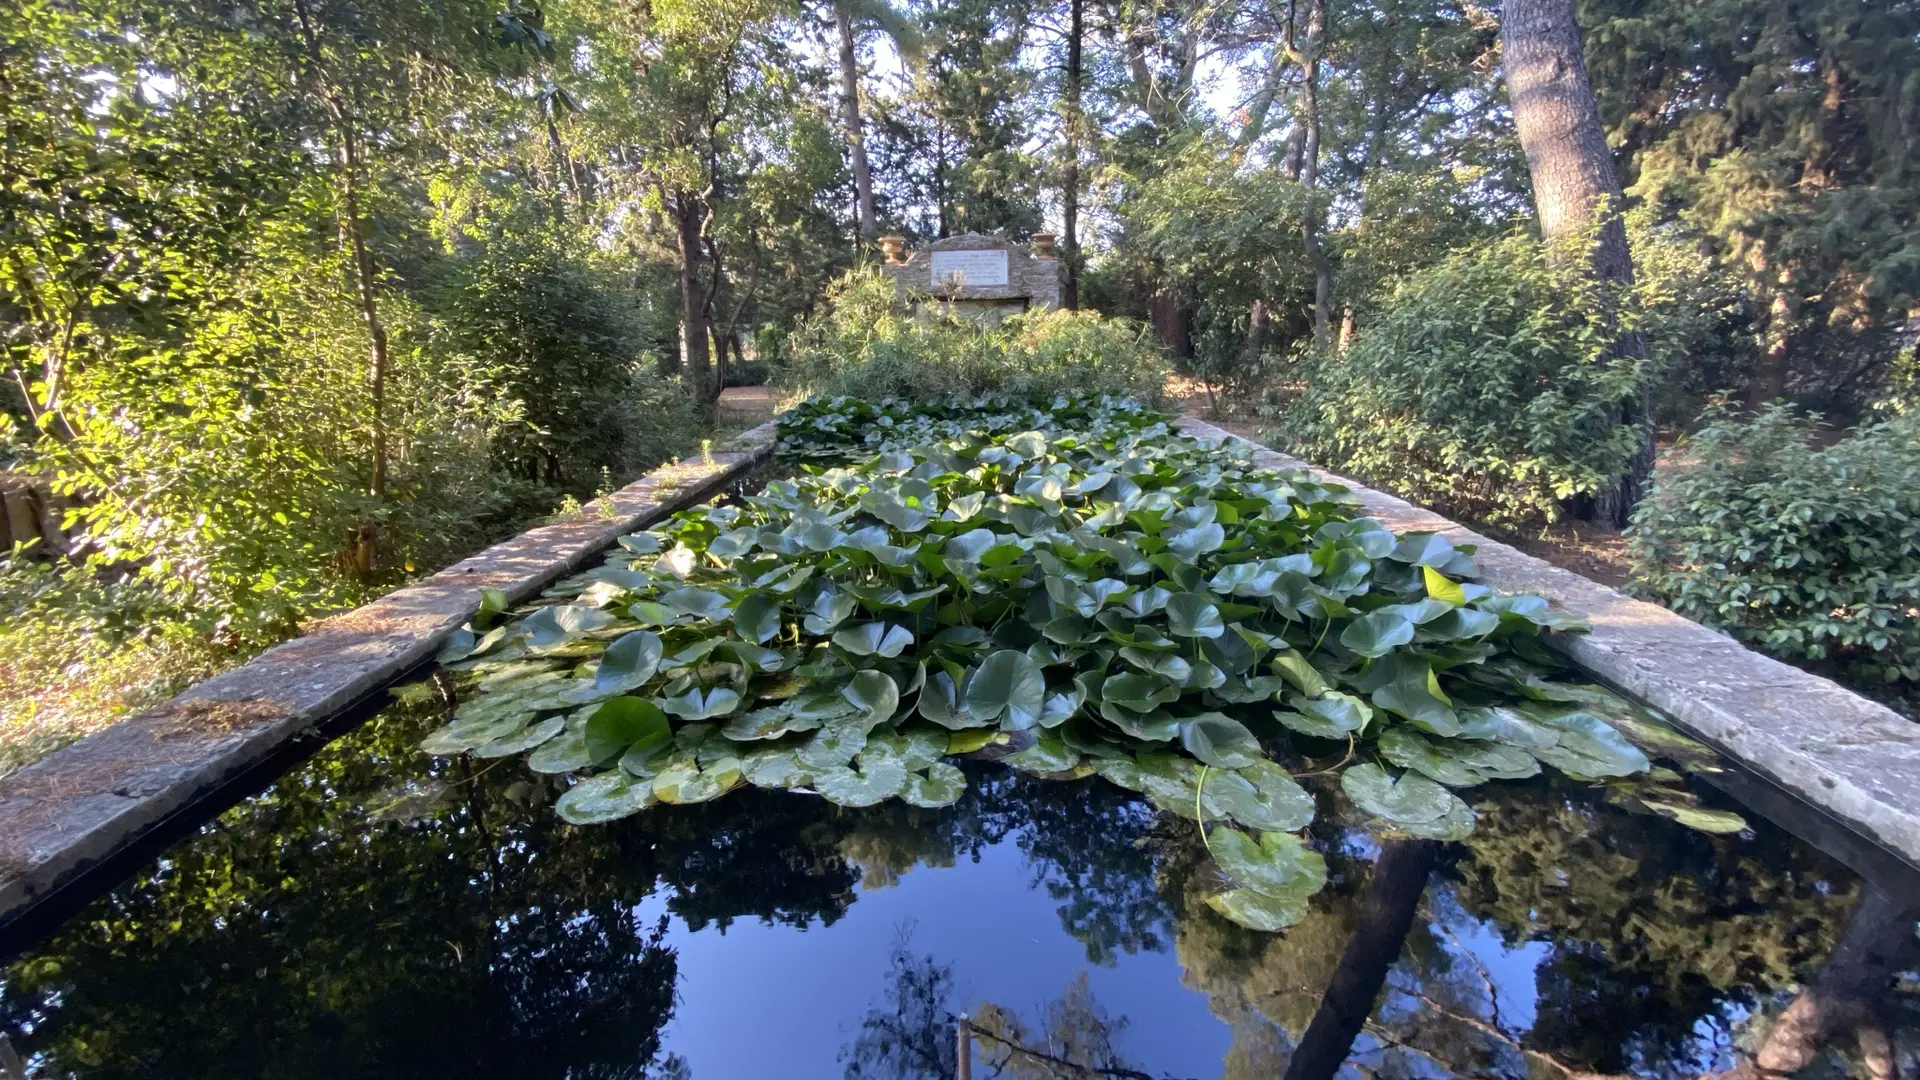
[929,249,1009,289]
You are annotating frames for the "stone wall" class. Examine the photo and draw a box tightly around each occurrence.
[879,232,1061,318]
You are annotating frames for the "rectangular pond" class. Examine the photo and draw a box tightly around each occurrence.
[4,399,1916,1080]
[0,686,1911,1079]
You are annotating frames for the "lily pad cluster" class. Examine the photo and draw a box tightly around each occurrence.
[420,396,1739,932]
[775,392,1165,463]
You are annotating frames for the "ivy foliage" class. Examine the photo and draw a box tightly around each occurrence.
[421,397,1737,932]
[1629,404,1920,684]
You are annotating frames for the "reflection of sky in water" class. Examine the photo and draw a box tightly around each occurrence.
[648,834,1229,1078]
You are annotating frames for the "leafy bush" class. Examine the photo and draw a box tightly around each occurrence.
[1628,405,1920,684]
[1279,229,1652,525]
[432,224,699,490]
[417,397,1738,937]
[775,267,1169,404]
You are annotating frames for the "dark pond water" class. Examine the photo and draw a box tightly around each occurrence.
[3,692,1915,1080]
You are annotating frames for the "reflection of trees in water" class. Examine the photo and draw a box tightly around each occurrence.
[839,937,1192,1080]
[0,703,858,1079]
[1172,774,1871,1080]
[1,703,1894,1080]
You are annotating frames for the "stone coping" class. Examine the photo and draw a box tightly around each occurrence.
[1176,417,1920,879]
[0,424,778,922]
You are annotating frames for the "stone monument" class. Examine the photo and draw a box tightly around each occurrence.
[878,232,1061,324]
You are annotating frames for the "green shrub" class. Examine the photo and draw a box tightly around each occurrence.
[775,267,1170,404]
[1279,230,1650,525]
[433,224,700,489]
[1627,405,1920,684]
[1277,216,1735,526]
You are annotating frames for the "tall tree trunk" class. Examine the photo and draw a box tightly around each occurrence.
[834,1,878,242]
[673,190,716,405]
[293,0,388,576]
[1502,0,1651,527]
[1297,0,1332,352]
[1283,839,1439,1080]
[1061,0,1084,310]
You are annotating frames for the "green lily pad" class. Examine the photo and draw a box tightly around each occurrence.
[740,746,810,788]
[812,755,910,807]
[797,718,869,771]
[1209,827,1328,898]
[1203,760,1316,832]
[901,762,968,808]
[523,603,616,647]
[1005,734,1081,774]
[732,593,783,644]
[842,669,902,729]
[1166,593,1226,638]
[474,716,566,758]
[1206,886,1313,932]
[1341,610,1415,658]
[556,772,655,825]
[965,650,1047,729]
[652,756,744,804]
[721,705,821,741]
[1340,762,1454,825]
[1179,713,1262,768]
[594,630,664,693]
[583,697,671,765]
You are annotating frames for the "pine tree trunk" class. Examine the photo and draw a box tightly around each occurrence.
[1297,0,1331,352]
[834,2,878,242]
[674,190,716,405]
[1502,0,1651,526]
[1061,0,1083,310]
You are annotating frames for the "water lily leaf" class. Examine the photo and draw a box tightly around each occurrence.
[1166,593,1226,639]
[1100,702,1182,742]
[843,669,902,728]
[523,603,615,647]
[1395,796,1476,840]
[595,630,664,693]
[1378,727,1537,787]
[1340,610,1415,658]
[1519,706,1651,777]
[1422,565,1468,605]
[1092,757,1146,792]
[1179,713,1262,768]
[1455,705,1559,749]
[732,593,783,644]
[1424,608,1499,639]
[528,720,594,773]
[1101,672,1180,712]
[1391,533,1455,567]
[965,650,1047,729]
[1340,763,1454,825]
[902,762,968,807]
[812,755,910,807]
[1640,800,1748,835]
[1006,733,1080,774]
[1204,760,1315,832]
[617,533,662,555]
[740,746,810,788]
[474,716,566,758]
[659,687,742,720]
[804,589,857,635]
[1289,692,1372,736]
[661,587,732,621]
[834,622,915,658]
[1210,828,1328,899]
[627,600,680,626]
[1167,522,1225,560]
[653,756,743,804]
[1207,886,1312,932]
[437,627,478,664]
[797,718,868,770]
[721,705,820,741]
[475,587,513,629]
[1371,672,1461,736]
[556,772,656,824]
[1270,650,1332,697]
[420,716,524,755]
[584,696,672,764]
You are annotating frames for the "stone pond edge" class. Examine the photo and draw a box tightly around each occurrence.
[1175,416,1920,877]
[0,423,778,922]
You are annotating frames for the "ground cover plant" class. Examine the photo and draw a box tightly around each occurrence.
[419,396,1741,933]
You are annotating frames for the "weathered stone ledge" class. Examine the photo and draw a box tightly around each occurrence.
[1177,416,1920,878]
[0,424,777,921]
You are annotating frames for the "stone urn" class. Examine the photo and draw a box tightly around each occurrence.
[1031,232,1057,259]
[880,234,907,265]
